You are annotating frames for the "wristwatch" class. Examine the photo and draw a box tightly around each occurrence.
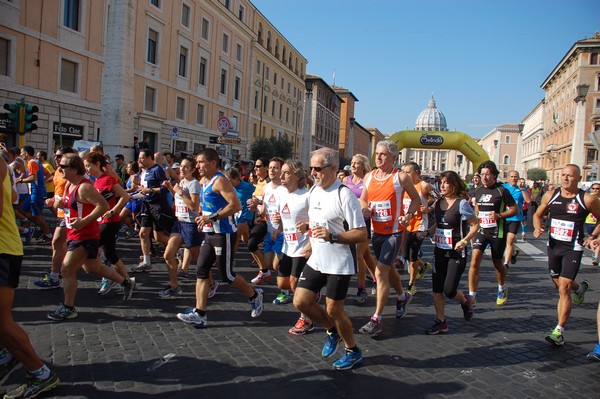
[329,232,339,244]
[406,212,414,218]
[209,212,220,221]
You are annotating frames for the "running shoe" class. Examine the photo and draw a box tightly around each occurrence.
[38,234,53,244]
[176,309,207,329]
[159,285,183,299]
[32,228,44,240]
[3,370,60,399]
[407,284,417,296]
[395,292,413,319]
[496,287,508,306]
[545,328,564,346]
[461,294,475,321]
[511,249,520,264]
[0,356,20,386]
[586,343,600,361]
[98,278,117,296]
[273,292,292,305]
[416,262,432,280]
[426,319,449,335]
[592,256,599,266]
[322,330,341,358]
[289,317,314,336]
[21,228,34,245]
[572,280,590,305]
[122,277,135,301]
[47,304,78,321]
[332,348,363,370]
[359,317,383,336]
[177,268,189,279]
[354,289,368,305]
[249,288,264,317]
[521,233,527,241]
[34,274,60,289]
[251,270,271,285]
[208,280,220,299]
[131,262,152,273]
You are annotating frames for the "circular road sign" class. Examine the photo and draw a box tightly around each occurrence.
[217,117,231,133]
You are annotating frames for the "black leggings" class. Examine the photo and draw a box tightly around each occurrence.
[432,250,467,299]
[99,222,122,265]
[247,221,267,252]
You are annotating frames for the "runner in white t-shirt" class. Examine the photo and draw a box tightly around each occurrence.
[271,160,312,334]
[293,147,367,371]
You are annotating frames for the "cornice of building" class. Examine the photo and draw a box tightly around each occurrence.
[541,32,600,89]
[331,85,359,102]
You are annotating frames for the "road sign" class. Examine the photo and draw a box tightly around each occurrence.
[209,136,218,144]
[217,136,242,144]
[217,117,230,133]
[171,127,179,140]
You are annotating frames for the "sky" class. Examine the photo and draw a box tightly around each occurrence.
[251,0,599,139]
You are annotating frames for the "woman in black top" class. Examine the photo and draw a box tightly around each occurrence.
[420,171,479,335]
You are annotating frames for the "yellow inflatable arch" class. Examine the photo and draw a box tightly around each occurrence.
[387,130,490,172]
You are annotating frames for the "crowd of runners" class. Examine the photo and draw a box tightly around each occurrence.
[0,139,599,398]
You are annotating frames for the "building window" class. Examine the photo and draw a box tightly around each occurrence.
[273,72,277,85]
[150,0,160,8]
[234,76,240,101]
[63,0,80,31]
[236,44,242,62]
[176,97,185,120]
[222,33,229,53]
[147,29,158,64]
[505,135,510,144]
[256,60,261,74]
[201,18,210,40]
[224,0,230,10]
[178,46,188,77]
[503,155,510,165]
[144,86,156,112]
[238,5,244,21]
[196,103,205,125]
[271,99,275,116]
[254,91,259,109]
[60,58,78,93]
[588,149,598,163]
[263,97,267,112]
[0,38,8,76]
[198,57,207,86]
[591,53,599,65]
[181,4,190,28]
[279,104,283,119]
[220,68,227,95]
[265,66,269,80]
[286,107,289,123]
[596,98,600,111]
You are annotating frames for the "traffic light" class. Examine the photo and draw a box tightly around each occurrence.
[23,104,38,132]
[3,102,19,131]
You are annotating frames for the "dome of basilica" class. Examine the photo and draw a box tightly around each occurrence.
[415,96,448,131]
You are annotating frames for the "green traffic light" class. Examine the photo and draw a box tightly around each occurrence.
[24,104,39,132]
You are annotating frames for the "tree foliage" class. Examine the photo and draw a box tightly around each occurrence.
[250,136,294,161]
[526,167,547,182]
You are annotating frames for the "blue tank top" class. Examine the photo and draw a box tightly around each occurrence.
[202,172,236,234]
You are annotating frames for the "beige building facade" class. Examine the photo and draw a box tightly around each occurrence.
[478,124,520,180]
[0,0,306,162]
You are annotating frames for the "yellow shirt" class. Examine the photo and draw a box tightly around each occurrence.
[0,159,23,256]
[42,160,55,193]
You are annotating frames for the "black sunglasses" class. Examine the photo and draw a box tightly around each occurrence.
[310,164,332,172]
[59,164,71,169]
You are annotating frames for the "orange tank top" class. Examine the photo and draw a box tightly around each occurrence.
[364,168,404,234]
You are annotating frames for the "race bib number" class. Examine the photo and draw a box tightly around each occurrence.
[402,198,411,214]
[478,211,497,228]
[309,220,328,242]
[550,219,575,242]
[371,200,392,222]
[284,226,298,246]
[202,210,214,233]
[175,198,189,219]
[434,228,453,250]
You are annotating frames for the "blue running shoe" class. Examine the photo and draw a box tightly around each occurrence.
[587,343,600,361]
[333,348,363,370]
[321,330,341,358]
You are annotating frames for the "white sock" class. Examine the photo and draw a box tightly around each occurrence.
[143,255,151,264]
[30,364,51,380]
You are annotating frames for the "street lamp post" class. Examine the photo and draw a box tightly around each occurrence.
[348,117,355,158]
[570,83,589,170]
[493,139,499,165]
